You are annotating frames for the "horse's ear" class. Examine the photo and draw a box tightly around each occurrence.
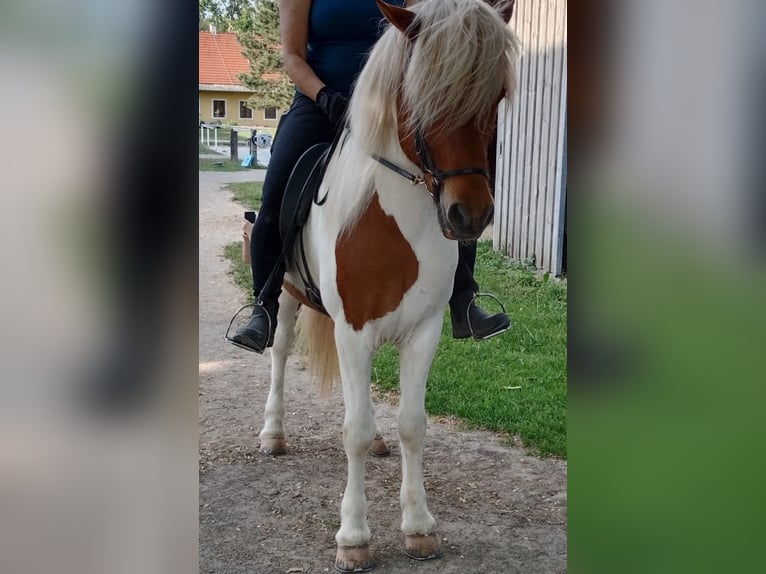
[376,0,419,41]
[497,0,515,23]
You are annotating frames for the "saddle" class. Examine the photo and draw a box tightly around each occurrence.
[275,142,332,313]
[260,125,347,314]
[279,142,330,261]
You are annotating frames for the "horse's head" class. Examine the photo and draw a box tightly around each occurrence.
[375,0,517,241]
[396,113,499,240]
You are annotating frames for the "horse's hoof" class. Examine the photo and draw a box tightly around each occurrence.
[335,544,373,572]
[259,436,286,455]
[370,437,390,457]
[404,533,444,561]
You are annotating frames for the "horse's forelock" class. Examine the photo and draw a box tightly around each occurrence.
[350,0,519,153]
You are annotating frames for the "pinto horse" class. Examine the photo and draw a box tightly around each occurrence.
[259,0,518,570]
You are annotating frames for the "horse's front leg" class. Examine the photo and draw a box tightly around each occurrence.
[397,315,444,560]
[334,327,377,572]
[258,291,300,455]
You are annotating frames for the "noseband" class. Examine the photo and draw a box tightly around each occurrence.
[373,124,491,201]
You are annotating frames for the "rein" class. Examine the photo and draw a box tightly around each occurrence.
[373,124,491,200]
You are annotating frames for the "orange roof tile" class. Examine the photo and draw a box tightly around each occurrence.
[199,30,251,86]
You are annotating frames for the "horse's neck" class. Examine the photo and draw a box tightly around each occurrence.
[326,134,442,246]
[296,131,457,317]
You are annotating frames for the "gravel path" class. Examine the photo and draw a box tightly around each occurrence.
[198,168,567,573]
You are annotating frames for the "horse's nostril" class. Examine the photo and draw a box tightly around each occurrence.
[447,203,471,230]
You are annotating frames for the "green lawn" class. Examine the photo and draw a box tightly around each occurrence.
[223,234,566,457]
[225,181,263,210]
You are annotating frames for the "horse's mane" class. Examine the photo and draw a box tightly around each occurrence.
[331,0,520,235]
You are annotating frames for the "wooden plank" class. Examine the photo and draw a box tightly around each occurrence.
[532,0,553,270]
[539,0,560,270]
[493,0,567,273]
[527,0,545,263]
[493,99,507,250]
[507,3,522,259]
[509,0,527,261]
[551,3,568,276]
[501,97,513,253]
[517,0,535,261]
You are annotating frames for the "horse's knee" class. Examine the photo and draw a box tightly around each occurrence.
[343,416,376,455]
[398,412,426,445]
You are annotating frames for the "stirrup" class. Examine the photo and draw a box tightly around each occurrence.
[223,302,274,351]
[465,292,510,341]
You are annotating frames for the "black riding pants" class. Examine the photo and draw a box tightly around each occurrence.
[250,93,333,298]
[451,241,479,303]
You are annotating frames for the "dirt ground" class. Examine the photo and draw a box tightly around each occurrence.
[199,170,567,573]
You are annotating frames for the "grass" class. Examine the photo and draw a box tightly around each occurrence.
[224,243,256,302]
[225,181,264,211]
[222,234,566,457]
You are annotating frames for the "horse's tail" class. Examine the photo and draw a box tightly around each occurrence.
[296,307,339,396]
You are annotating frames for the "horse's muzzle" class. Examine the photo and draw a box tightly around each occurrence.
[439,201,494,240]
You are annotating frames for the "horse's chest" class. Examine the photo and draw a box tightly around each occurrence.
[334,194,419,331]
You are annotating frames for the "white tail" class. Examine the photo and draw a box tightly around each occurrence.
[295,307,339,396]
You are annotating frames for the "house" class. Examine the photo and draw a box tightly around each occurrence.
[199,27,282,128]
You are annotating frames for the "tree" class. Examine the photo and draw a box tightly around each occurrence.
[237,0,294,111]
[199,0,255,32]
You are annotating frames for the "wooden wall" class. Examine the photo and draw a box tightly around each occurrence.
[494,0,568,275]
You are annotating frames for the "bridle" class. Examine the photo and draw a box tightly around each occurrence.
[373,123,491,201]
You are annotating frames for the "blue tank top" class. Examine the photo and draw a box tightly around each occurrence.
[305,0,406,97]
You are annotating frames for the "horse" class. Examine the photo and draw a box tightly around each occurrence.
[258,1,518,570]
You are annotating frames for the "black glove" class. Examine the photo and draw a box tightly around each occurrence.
[316,87,349,130]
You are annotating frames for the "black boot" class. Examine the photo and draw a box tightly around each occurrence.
[450,290,510,340]
[230,298,279,353]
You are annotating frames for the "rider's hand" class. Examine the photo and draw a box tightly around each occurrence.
[315,86,348,131]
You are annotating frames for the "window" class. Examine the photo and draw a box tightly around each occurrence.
[212,99,226,118]
[264,107,277,120]
[239,101,253,120]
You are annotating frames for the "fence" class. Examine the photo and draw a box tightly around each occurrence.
[494,0,568,275]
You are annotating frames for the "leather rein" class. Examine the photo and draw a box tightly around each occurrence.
[373,124,490,200]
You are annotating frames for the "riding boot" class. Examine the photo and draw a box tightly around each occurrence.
[450,289,511,340]
[230,297,279,353]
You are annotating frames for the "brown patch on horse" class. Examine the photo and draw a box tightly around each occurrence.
[335,193,418,331]
[283,281,325,314]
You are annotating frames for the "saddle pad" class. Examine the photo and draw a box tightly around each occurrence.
[279,142,330,265]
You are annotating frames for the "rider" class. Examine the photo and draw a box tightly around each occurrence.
[231,0,510,353]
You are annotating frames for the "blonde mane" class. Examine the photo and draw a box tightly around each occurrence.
[350,0,519,154]
[332,0,520,234]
